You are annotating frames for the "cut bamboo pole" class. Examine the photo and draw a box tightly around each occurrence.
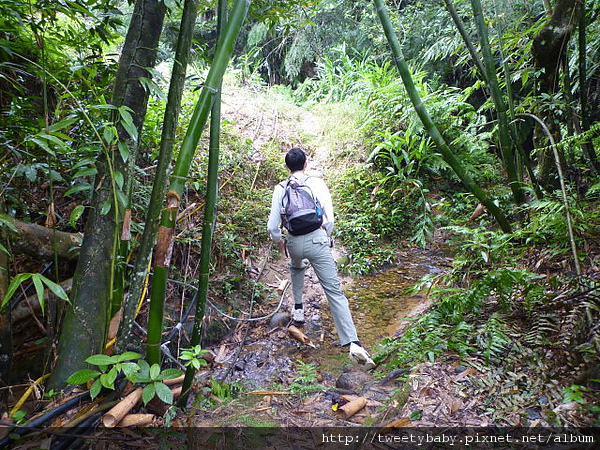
[288,325,316,348]
[102,387,143,428]
[118,413,155,427]
[339,397,367,420]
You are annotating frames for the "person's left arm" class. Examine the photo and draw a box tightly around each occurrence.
[314,178,334,236]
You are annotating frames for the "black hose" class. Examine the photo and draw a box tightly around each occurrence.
[0,390,89,448]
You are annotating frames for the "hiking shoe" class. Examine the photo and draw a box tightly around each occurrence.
[292,307,305,323]
[349,343,375,369]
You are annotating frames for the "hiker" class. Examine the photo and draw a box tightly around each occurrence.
[267,147,375,368]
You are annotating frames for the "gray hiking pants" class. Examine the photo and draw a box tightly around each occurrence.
[285,228,359,346]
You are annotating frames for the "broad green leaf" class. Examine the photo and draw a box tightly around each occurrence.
[41,276,69,302]
[119,362,141,380]
[85,354,116,366]
[73,167,98,178]
[99,367,118,389]
[135,360,151,383]
[114,171,124,190]
[115,351,142,362]
[31,274,46,315]
[118,107,138,141]
[48,116,78,133]
[29,137,55,156]
[69,205,86,229]
[153,382,173,404]
[2,273,33,310]
[90,379,102,399]
[149,363,160,381]
[142,383,156,405]
[103,126,116,145]
[39,133,69,149]
[116,190,128,209]
[100,199,112,215]
[66,369,100,385]
[117,142,129,163]
[65,184,91,197]
[158,368,183,381]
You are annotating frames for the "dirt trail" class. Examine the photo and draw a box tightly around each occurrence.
[189,84,499,429]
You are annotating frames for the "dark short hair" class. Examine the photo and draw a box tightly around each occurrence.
[285,147,306,172]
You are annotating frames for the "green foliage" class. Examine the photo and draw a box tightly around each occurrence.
[563,385,588,404]
[288,360,326,396]
[67,352,183,404]
[1,272,69,314]
[179,345,209,371]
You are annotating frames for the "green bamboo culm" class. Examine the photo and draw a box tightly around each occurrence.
[372,0,512,233]
[178,0,229,406]
[116,0,200,351]
[470,0,524,205]
[146,0,249,366]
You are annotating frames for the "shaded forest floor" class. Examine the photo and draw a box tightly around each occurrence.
[3,81,599,449]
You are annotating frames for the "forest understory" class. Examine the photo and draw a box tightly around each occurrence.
[2,0,600,447]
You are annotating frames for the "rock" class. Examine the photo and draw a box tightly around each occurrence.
[525,407,542,420]
[336,368,374,393]
[269,312,290,329]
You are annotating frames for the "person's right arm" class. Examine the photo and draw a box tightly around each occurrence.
[267,184,284,242]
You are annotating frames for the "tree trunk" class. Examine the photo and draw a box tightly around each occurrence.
[372,0,512,233]
[0,198,11,394]
[49,0,166,389]
[117,0,200,351]
[532,0,584,189]
[532,0,583,93]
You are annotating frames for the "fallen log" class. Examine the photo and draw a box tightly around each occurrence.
[11,278,73,323]
[4,217,82,260]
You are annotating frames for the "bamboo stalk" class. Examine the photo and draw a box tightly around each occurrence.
[180,0,249,406]
[147,0,249,367]
[470,0,524,204]
[117,0,201,351]
[373,0,512,232]
[102,387,143,428]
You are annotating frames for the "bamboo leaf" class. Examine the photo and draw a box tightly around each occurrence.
[0,214,18,232]
[1,273,33,311]
[31,274,46,315]
[48,116,78,133]
[41,276,70,302]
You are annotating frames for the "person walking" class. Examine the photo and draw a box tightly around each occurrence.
[267,147,375,368]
